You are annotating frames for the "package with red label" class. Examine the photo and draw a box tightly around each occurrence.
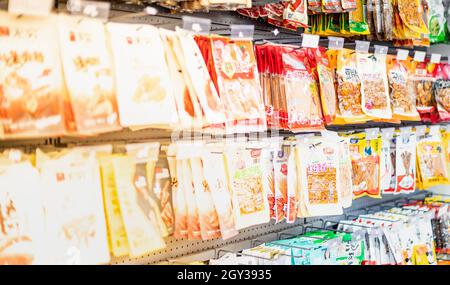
[255,44,276,128]
[433,63,450,122]
[57,15,120,134]
[0,12,69,138]
[283,0,308,29]
[210,36,267,133]
[410,60,437,122]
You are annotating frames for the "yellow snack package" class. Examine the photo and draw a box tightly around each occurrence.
[397,0,429,35]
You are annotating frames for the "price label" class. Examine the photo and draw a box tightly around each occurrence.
[413,51,426,62]
[230,25,254,39]
[374,45,388,55]
[182,16,211,34]
[328,36,344,50]
[430,53,441,64]
[8,0,54,16]
[67,0,110,21]
[396,49,409,61]
[302,34,320,48]
[355,40,370,53]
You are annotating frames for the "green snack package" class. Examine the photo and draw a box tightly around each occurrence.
[428,0,447,43]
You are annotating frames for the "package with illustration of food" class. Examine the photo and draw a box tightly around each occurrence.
[411,60,437,122]
[395,127,416,193]
[188,144,221,240]
[296,135,342,217]
[397,0,429,36]
[209,35,266,133]
[379,128,396,194]
[433,63,450,122]
[106,23,178,128]
[125,142,172,237]
[166,144,188,239]
[160,29,202,130]
[315,47,338,125]
[224,141,270,230]
[336,49,367,123]
[0,162,46,265]
[283,0,308,29]
[0,12,69,138]
[386,55,420,121]
[202,143,238,240]
[280,47,324,131]
[57,15,120,134]
[356,52,392,119]
[348,129,382,199]
[416,126,450,189]
[36,148,110,264]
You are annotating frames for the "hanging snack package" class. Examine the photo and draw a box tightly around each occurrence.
[397,0,429,36]
[357,52,392,119]
[166,144,188,239]
[337,137,353,208]
[386,55,420,121]
[57,15,120,134]
[348,129,382,199]
[283,0,308,29]
[110,155,166,257]
[273,143,290,223]
[315,47,338,126]
[160,29,201,130]
[0,162,46,265]
[395,128,416,193]
[379,128,395,194]
[341,0,357,11]
[308,0,322,13]
[224,142,270,230]
[106,23,178,128]
[209,35,267,133]
[261,139,277,220]
[0,12,69,138]
[411,60,437,122]
[322,0,343,13]
[296,136,342,217]
[189,144,221,240]
[433,63,450,122]
[382,0,394,40]
[286,141,298,223]
[202,143,238,240]
[125,142,172,237]
[427,0,447,43]
[336,49,368,123]
[37,149,110,264]
[416,126,450,188]
[349,0,370,35]
[175,29,226,131]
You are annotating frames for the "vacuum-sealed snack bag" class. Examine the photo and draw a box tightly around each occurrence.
[395,128,416,193]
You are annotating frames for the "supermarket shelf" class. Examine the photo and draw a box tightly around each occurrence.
[109,190,428,265]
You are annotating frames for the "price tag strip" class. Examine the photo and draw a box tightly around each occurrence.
[328,36,344,50]
[301,34,320,48]
[413,51,426,62]
[182,15,211,34]
[355,40,370,53]
[430,53,442,64]
[67,0,111,22]
[374,45,388,55]
[8,0,54,16]
[230,25,254,40]
[396,49,409,61]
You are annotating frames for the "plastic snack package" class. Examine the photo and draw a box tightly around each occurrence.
[106,23,178,128]
[125,142,171,237]
[348,129,382,199]
[160,29,201,130]
[315,47,338,125]
[209,35,266,133]
[397,0,429,35]
[286,141,298,223]
[273,142,290,223]
[416,126,450,188]
[427,0,447,43]
[166,144,188,239]
[386,55,420,121]
[0,12,69,138]
[283,0,308,29]
[379,128,395,194]
[175,29,226,130]
[0,162,46,265]
[261,139,277,220]
[336,49,368,123]
[308,0,322,13]
[349,0,370,35]
[57,15,120,134]
[110,155,166,258]
[36,148,110,264]
[382,0,394,40]
[395,127,416,193]
[322,0,343,13]
[411,60,437,122]
[433,63,450,122]
[224,141,270,230]
[357,52,392,119]
[296,135,343,217]
[337,137,353,208]
[202,143,238,240]
[341,0,357,11]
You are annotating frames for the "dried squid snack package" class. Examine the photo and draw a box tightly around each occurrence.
[379,128,395,194]
[209,35,266,134]
[202,143,238,240]
[281,47,324,131]
[110,156,166,258]
[98,155,130,258]
[160,29,201,130]
[224,141,270,230]
[167,144,188,239]
[315,47,338,125]
[395,128,416,193]
[0,162,46,265]
[273,142,290,223]
[397,0,429,35]
[286,142,298,223]
[386,55,420,121]
[188,144,221,240]
[0,12,68,138]
[175,29,226,131]
[411,61,437,122]
[106,23,178,129]
[36,149,110,264]
[297,136,343,217]
[337,136,353,208]
[125,142,171,237]
[261,138,278,220]
[336,49,368,123]
[57,15,120,134]
[433,63,450,122]
[356,52,392,119]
